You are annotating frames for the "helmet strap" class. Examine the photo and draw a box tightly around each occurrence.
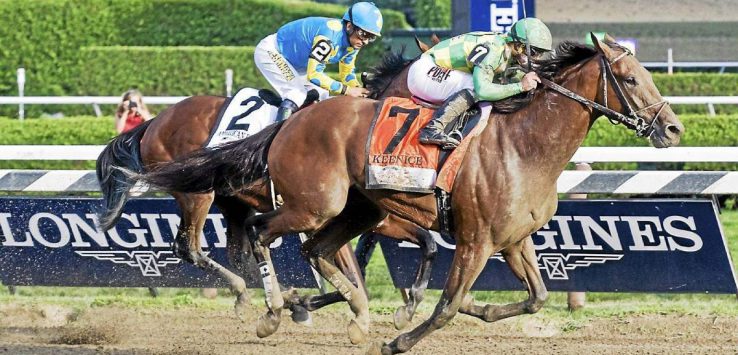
[346,4,357,36]
[525,34,532,72]
[520,0,532,71]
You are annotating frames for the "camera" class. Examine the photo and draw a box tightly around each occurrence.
[128,101,138,109]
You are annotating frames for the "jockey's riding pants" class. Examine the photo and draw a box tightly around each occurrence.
[254,34,330,106]
[407,54,474,104]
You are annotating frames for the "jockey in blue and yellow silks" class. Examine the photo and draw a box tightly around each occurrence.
[254,2,383,121]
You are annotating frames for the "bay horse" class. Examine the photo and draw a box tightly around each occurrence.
[95,40,428,322]
[134,34,683,351]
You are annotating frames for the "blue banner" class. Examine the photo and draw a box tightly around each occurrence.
[380,199,738,293]
[0,197,317,288]
[470,0,536,33]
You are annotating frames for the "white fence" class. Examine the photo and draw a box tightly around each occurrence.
[2,145,737,163]
[1,95,738,118]
[2,146,738,194]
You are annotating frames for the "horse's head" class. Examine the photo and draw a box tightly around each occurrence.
[591,33,684,148]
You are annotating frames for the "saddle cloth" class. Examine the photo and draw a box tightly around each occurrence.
[205,88,280,148]
[366,97,491,193]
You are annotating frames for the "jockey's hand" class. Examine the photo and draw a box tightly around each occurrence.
[346,86,370,98]
[521,72,541,91]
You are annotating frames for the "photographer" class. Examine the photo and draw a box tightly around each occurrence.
[115,89,153,134]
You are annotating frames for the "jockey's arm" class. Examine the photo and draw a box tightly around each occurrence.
[472,67,523,101]
[338,49,361,88]
[306,36,347,95]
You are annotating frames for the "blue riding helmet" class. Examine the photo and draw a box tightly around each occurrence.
[342,2,383,36]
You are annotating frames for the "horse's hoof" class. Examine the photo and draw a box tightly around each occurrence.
[347,319,368,345]
[234,293,249,322]
[393,306,411,330]
[365,340,385,355]
[366,341,394,355]
[256,312,280,338]
[290,305,313,327]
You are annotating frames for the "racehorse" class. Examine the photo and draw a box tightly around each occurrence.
[134,34,683,351]
[95,38,432,323]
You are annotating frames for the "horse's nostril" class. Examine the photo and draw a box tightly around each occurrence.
[666,124,682,135]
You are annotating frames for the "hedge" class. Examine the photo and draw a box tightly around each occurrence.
[0,116,116,170]
[652,73,738,115]
[78,46,268,96]
[414,0,451,28]
[0,0,408,116]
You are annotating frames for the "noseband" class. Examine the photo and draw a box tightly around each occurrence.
[539,45,668,138]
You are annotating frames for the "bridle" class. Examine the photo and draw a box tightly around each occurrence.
[539,44,669,138]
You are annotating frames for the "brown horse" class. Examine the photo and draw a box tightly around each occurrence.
[135,34,683,351]
[95,43,425,322]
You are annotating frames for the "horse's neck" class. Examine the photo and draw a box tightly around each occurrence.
[379,65,412,99]
[480,58,601,178]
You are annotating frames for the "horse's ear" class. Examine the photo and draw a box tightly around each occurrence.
[603,33,617,44]
[590,32,615,59]
[415,36,431,53]
[430,33,441,45]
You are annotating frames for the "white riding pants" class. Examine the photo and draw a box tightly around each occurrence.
[407,54,474,104]
[253,34,330,105]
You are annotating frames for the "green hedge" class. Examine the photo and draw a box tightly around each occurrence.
[0,116,116,170]
[414,0,451,28]
[79,46,267,97]
[582,114,738,171]
[653,73,738,114]
[0,0,408,116]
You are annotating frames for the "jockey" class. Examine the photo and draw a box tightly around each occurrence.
[408,18,553,148]
[254,2,383,121]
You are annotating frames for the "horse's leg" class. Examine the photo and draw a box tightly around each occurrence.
[373,240,492,354]
[241,211,286,338]
[244,167,350,337]
[214,196,258,317]
[172,192,249,318]
[459,237,548,322]
[294,191,385,344]
[374,216,438,330]
[354,233,378,279]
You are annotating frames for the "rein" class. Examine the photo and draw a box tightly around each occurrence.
[538,49,668,138]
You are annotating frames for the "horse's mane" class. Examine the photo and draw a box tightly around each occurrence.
[493,41,598,113]
[364,47,413,99]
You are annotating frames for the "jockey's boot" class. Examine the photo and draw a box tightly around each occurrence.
[419,89,475,149]
[275,99,298,122]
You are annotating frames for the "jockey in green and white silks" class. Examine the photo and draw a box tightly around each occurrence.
[254,2,383,121]
[407,18,553,148]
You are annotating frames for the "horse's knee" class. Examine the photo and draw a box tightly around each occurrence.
[431,304,458,329]
[526,290,549,314]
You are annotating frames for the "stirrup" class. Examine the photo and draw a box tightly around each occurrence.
[419,131,460,150]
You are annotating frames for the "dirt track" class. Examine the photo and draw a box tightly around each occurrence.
[2,302,737,354]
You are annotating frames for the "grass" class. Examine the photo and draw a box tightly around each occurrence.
[2,210,737,320]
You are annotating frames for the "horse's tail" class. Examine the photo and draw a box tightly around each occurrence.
[95,120,152,231]
[138,120,286,195]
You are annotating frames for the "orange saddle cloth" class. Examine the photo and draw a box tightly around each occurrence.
[365,97,490,193]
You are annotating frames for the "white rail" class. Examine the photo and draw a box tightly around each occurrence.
[642,61,738,69]
[1,146,738,163]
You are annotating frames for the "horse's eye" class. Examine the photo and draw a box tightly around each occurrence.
[624,76,637,86]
